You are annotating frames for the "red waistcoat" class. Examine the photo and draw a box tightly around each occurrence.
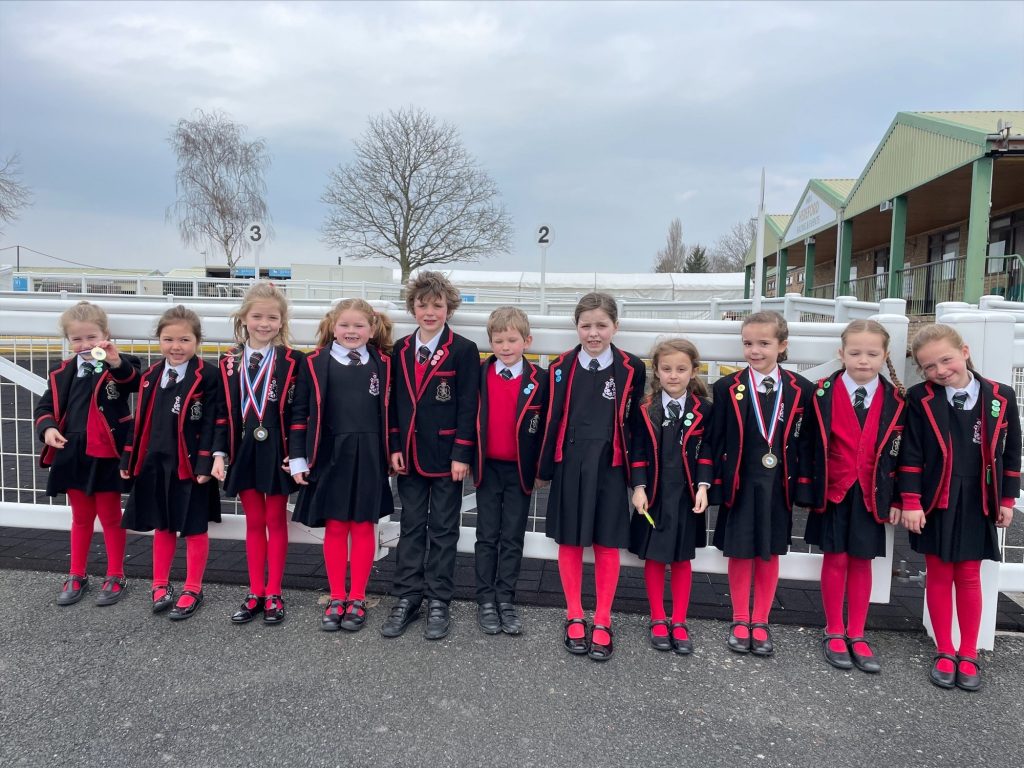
[826,384,883,511]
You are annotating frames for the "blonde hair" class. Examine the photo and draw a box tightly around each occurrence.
[841,319,904,394]
[742,310,789,363]
[156,305,203,343]
[649,337,709,398]
[574,292,618,324]
[405,271,461,316]
[316,298,393,354]
[487,306,531,341]
[232,281,291,346]
[911,323,978,376]
[59,301,109,337]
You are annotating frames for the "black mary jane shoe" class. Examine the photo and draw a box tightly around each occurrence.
[929,653,957,689]
[57,574,89,606]
[321,599,346,632]
[648,619,672,651]
[95,576,127,607]
[263,595,286,625]
[727,621,751,654]
[168,589,204,621]
[846,636,880,674]
[498,602,523,635]
[563,618,590,655]
[230,594,264,624]
[822,633,853,670]
[955,656,982,692]
[151,584,176,614]
[670,622,694,656]
[340,600,368,632]
[750,623,774,657]
[588,624,614,662]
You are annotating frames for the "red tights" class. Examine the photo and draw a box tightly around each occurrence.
[67,490,125,579]
[644,560,693,640]
[558,544,620,645]
[926,556,983,675]
[728,556,778,641]
[152,530,209,608]
[820,552,874,654]
[323,520,376,602]
[239,490,289,596]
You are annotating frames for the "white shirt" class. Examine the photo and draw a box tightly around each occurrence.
[750,366,781,393]
[331,342,368,365]
[415,331,443,359]
[160,361,189,388]
[494,359,523,379]
[578,347,613,371]
[945,372,980,410]
[661,390,686,414]
[841,372,879,408]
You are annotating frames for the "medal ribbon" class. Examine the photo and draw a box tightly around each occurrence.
[749,368,782,449]
[240,347,275,423]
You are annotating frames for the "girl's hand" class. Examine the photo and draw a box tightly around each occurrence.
[996,506,1014,528]
[902,508,925,534]
[693,486,709,515]
[631,487,648,515]
[43,428,67,449]
[196,474,211,485]
[391,452,406,473]
[120,469,130,480]
[98,339,121,368]
[888,506,902,526]
[211,456,226,481]
[280,456,291,474]
[293,471,309,486]
[451,461,470,482]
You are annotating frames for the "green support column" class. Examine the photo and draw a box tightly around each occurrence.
[887,195,907,299]
[776,247,788,297]
[838,219,853,294]
[744,265,752,299]
[964,156,994,303]
[803,241,816,297]
[761,262,769,297]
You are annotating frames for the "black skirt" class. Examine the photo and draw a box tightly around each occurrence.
[291,433,391,526]
[628,476,706,562]
[224,426,296,497]
[545,438,630,548]
[909,476,1000,562]
[805,483,886,559]
[45,433,124,496]
[713,460,791,560]
[121,451,221,536]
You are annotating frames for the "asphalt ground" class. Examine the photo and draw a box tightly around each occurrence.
[1,569,1022,768]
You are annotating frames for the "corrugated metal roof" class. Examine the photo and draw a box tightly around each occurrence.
[744,215,792,266]
[915,111,1024,136]
[815,178,855,203]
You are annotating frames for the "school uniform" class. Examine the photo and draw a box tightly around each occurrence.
[388,325,480,605]
[472,355,547,605]
[538,344,646,548]
[628,391,713,563]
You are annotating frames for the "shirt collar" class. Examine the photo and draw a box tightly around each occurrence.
[331,342,368,364]
[661,390,687,410]
[749,366,780,391]
[841,371,879,400]
[162,360,189,381]
[415,329,444,357]
[495,358,523,378]
[578,346,614,371]
[944,372,980,406]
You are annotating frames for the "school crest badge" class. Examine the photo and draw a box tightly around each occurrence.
[369,372,380,396]
[267,377,279,403]
[189,399,203,421]
[973,419,982,445]
[528,412,540,434]
[793,413,802,438]
[287,383,295,404]
[105,380,119,400]
[436,379,452,402]
[624,397,631,418]
[890,432,901,458]
[602,377,616,401]
[172,395,182,415]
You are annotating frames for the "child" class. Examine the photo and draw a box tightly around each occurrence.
[802,319,905,673]
[289,299,393,632]
[120,305,224,621]
[218,282,303,626]
[899,323,1019,691]
[35,301,141,606]
[628,338,712,655]
[382,272,480,640]
[708,311,814,656]
[473,306,547,635]
[537,292,646,661]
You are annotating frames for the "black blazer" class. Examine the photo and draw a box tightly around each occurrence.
[35,354,142,466]
[121,356,224,481]
[801,371,905,521]
[898,377,1021,517]
[537,344,646,483]
[630,392,714,515]
[473,356,547,496]
[708,366,815,510]
[389,325,480,477]
[288,345,391,473]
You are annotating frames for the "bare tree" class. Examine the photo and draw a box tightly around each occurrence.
[0,153,32,235]
[710,219,756,273]
[167,109,271,275]
[652,217,687,273]
[321,107,512,283]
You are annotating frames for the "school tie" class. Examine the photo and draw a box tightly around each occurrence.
[853,386,867,410]
[78,364,93,378]
[417,345,430,365]
[347,351,362,366]
[164,367,178,390]
[248,351,263,375]
[666,400,681,422]
[953,391,969,410]
[762,376,775,395]
[588,359,600,372]
[499,368,513,380]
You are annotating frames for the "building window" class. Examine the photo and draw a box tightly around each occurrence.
[929,229,960,281]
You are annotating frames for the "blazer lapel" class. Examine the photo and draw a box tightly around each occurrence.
[416,326,454,401]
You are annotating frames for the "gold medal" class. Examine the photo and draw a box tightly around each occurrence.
[253,425,269,442]
[762,452,778,469]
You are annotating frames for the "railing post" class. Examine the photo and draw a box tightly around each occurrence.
[81,276,87,293]
[782,293,798,322]
[709,298,720,321]
[834,295,855,323]
[877,298,907,317]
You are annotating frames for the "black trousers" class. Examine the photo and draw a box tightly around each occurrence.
[393,471,463,603]
[474,460,531,604]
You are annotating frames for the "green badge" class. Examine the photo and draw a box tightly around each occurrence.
[816,388,825,397]
[823,380,831,389]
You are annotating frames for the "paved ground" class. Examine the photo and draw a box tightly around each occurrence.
[1,569,1022,768]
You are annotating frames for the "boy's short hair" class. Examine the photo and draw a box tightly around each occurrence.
[487,306,531,341]
[405,271,461,316]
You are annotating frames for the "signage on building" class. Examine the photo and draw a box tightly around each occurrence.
[787,188,837,242]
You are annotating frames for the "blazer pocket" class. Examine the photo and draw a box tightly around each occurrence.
[434,371,456,378]
[118,415,133,423]
[438,428,457,436]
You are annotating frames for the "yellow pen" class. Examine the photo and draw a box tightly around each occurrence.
[641,505,655,527]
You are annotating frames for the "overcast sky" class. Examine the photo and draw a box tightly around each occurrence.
[1,0,1022,275]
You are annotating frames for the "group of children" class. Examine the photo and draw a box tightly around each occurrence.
[36,271,1019,692]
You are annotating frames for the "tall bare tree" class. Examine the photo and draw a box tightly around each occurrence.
[167,109,271,275]
[710,218,756,273]
[653,217,687,273]
[0,153,32,236]
[321,107,512,283]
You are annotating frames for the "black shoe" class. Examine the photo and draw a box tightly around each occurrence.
[477,602,501,634]
[230,594,264,624]
[168,589,204,621]
[95,576,127,607]
[929,653,957,689]
[750,623,774,656]
[340,600,368,632]
[727,621,751,654]
[670,622,694,656]
[955,656,982,692]
[822,633,853,670]
[588,624,614,661]
[648,619,672,651]
[151,584,175,614]
[498,602,523,635]
[563,618,589,655]
[57,574,88,606]
[380,598,421,638]
[846,636,880,674]
[263,595,285,625]
[321,599,346,632]
[423,599,451,640]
